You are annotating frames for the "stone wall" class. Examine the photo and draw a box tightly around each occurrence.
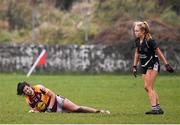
[0,42,180,74]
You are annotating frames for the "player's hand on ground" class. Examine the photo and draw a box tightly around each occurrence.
[165,64,174,73]
[132,65,137,78]
[28,109,39,113]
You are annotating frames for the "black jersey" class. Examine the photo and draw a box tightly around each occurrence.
[135,38,159,67]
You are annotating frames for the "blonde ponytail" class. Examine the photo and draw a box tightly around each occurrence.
[143,21,152,40]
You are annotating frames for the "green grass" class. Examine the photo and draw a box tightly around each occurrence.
[0,73,180,123]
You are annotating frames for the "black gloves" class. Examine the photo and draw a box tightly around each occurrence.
[165,64,174,73]
[132,65,137,77]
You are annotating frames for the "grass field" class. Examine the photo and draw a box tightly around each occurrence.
[0,73,180,124]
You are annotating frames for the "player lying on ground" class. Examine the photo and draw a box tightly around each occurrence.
[17,81,110,114]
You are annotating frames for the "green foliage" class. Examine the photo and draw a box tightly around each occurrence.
[0,74,180,123]
[95,0,180,23]
[5,1,32,30]
[0,0,179,44]
[160,8,180,26]
[0,31,12,42]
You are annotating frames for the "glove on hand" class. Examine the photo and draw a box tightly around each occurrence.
[132,66,137,77]
[165,64,174,73]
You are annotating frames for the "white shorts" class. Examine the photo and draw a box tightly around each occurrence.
[56,95,65,112]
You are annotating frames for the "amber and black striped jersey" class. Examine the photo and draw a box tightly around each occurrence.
[25,85,57,112]
[135,38,159,67]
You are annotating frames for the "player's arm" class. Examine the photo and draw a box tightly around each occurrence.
[26,99,40,113]
[155,47,174,73]
[38,85,56,112]
[132,48,139,77]
[46,89,56,111]
[155,47,168,64]
[133,48,139,66]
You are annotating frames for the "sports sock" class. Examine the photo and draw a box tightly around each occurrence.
[156,104,161,110]
[152,105,159,111]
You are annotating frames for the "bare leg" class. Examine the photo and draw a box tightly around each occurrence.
[63,98,100,113]
[143,70,159,106]
[143,70,164,114]
[155,92,159,105]
[75,106,100,113]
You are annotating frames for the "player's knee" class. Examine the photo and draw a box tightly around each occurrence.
[74,106,89,113]
[144,86,148,92]
[74,107,83,112]
[144,85,151,92]
[69,106,80,112]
